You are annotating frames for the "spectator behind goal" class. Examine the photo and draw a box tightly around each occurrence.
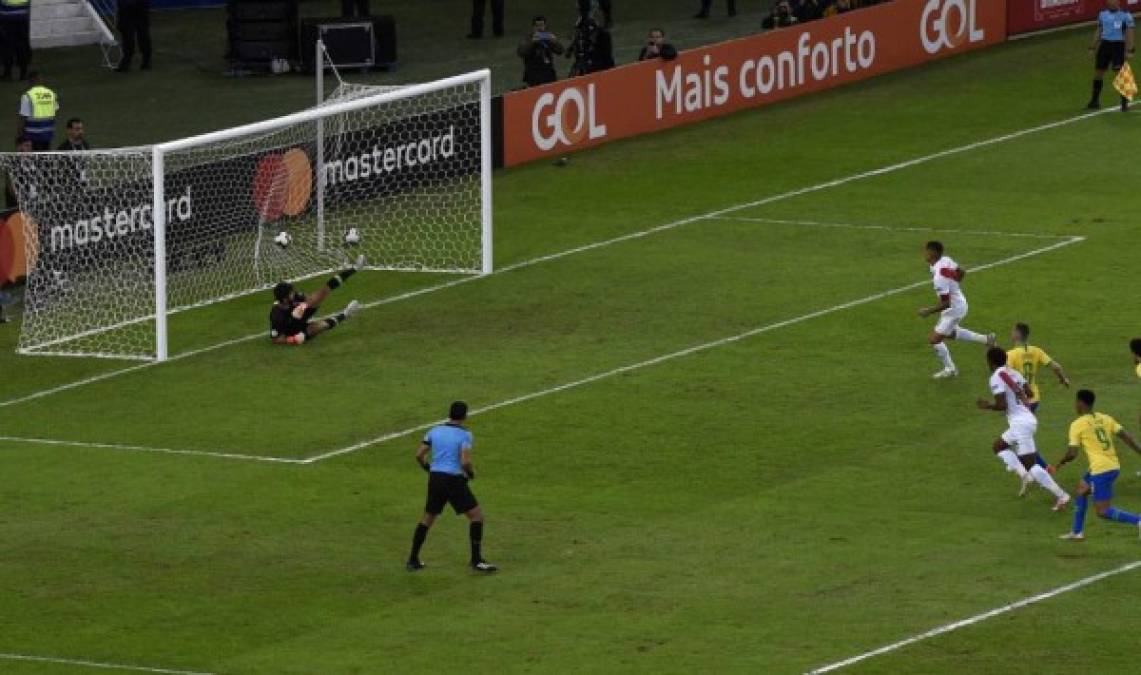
[638,28,677,61]
[57,117,89,151]
[517,16,564,87]
[763,1,799,29]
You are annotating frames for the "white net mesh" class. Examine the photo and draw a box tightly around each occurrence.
[0,73,488,360]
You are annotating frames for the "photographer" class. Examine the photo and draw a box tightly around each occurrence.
[793,0,825,23]
[568,4,614,76]
[762,1,799,30]
[576,0,612,26]
[694,1,736,19]
[638,28,677,62]
[517,16,564,87]
[824,0,856,16]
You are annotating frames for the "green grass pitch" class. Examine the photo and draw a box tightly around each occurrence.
[1,16,1140,675]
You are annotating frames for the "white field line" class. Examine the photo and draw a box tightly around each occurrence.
[0,105,1120,411]
[0,435,306,465]
[714,216,1077,240]
[0,652,214,675]
[0,232,1085,465]
[303,234,1084,464]
[806,559,1141,674]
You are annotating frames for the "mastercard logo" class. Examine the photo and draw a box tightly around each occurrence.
[252,148,313,222]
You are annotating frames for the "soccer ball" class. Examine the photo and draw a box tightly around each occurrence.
[274,231,292,248]
[344,227,361,246]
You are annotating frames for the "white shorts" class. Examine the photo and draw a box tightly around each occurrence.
[1002,417,1038,457]
[934,309,966,337]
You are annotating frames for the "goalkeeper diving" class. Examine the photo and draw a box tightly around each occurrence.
[269,254,365,345]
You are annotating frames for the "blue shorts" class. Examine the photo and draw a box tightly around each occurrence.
[1029,402,1040,414]
[1084,470,1120,501]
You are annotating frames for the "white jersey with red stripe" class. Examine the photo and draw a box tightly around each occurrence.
[930,255,967,316]
[989,367,1036,425]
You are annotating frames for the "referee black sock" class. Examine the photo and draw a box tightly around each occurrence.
[410,523,429,562]
[469,522,484,563]
[1091,79,1104,104]
[325,267,357,290]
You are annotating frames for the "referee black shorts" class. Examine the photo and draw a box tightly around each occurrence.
[425,472,479,515]
[1096,41,1127,70]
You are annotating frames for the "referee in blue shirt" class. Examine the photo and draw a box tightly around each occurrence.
[1088,0,1135,111]
[407,401,498,573]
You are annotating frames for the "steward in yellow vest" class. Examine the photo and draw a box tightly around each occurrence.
[17,72,59,150]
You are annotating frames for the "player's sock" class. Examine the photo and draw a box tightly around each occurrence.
[1102,507,1141,525]
[325,267,358,290]
[932,343,955,371]
[952,327,988,344]
[1072,494,1089,534]
[996,449,1027,478]
[409,523,429,562]
[469,522,484,564]
[1091,79,1104,105]
[1029,465,1066,499]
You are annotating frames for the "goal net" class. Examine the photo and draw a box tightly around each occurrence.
[0,69,492,361]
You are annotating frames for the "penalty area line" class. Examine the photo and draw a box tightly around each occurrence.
[0,435,305,465]
[805,560,1141,673]
[0,652,214,675]
[0,104,1120,411]
[712,216,1079,241]
[304,234,1084,464]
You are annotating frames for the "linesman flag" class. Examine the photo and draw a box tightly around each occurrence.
[1114,62,1137,102]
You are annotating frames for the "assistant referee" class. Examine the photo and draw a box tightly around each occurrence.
[406,401,498,573]
[1087,0,1135,112]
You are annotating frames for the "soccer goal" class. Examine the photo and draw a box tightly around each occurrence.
[0,68,492,361]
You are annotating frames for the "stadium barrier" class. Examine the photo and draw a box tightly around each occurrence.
[501,0,1006,167]
[1007,0,1140,36]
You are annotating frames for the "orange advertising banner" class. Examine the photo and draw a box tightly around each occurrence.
[0,210,31,286]
[503,0,1006,167]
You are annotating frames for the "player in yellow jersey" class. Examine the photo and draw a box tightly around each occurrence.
[1055,390,1141,540]
[1007,324,1071,413]
[1007,323,1070,480]
[1133,338,1141,454]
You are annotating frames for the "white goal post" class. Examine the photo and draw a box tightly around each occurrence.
[1,69,492,362]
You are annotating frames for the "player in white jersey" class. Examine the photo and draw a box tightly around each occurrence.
[917,241,996,379]
[977,347,1070,510]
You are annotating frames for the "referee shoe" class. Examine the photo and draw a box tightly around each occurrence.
[470,560,498,573]
[405,559,426,572]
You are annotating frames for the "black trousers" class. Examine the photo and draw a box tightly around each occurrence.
[341,0,370,18]
[699,0,736,14]
[470,0,504,37]
[0,19,31,78]
[117,7,152,67]
[577,0,612,24]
